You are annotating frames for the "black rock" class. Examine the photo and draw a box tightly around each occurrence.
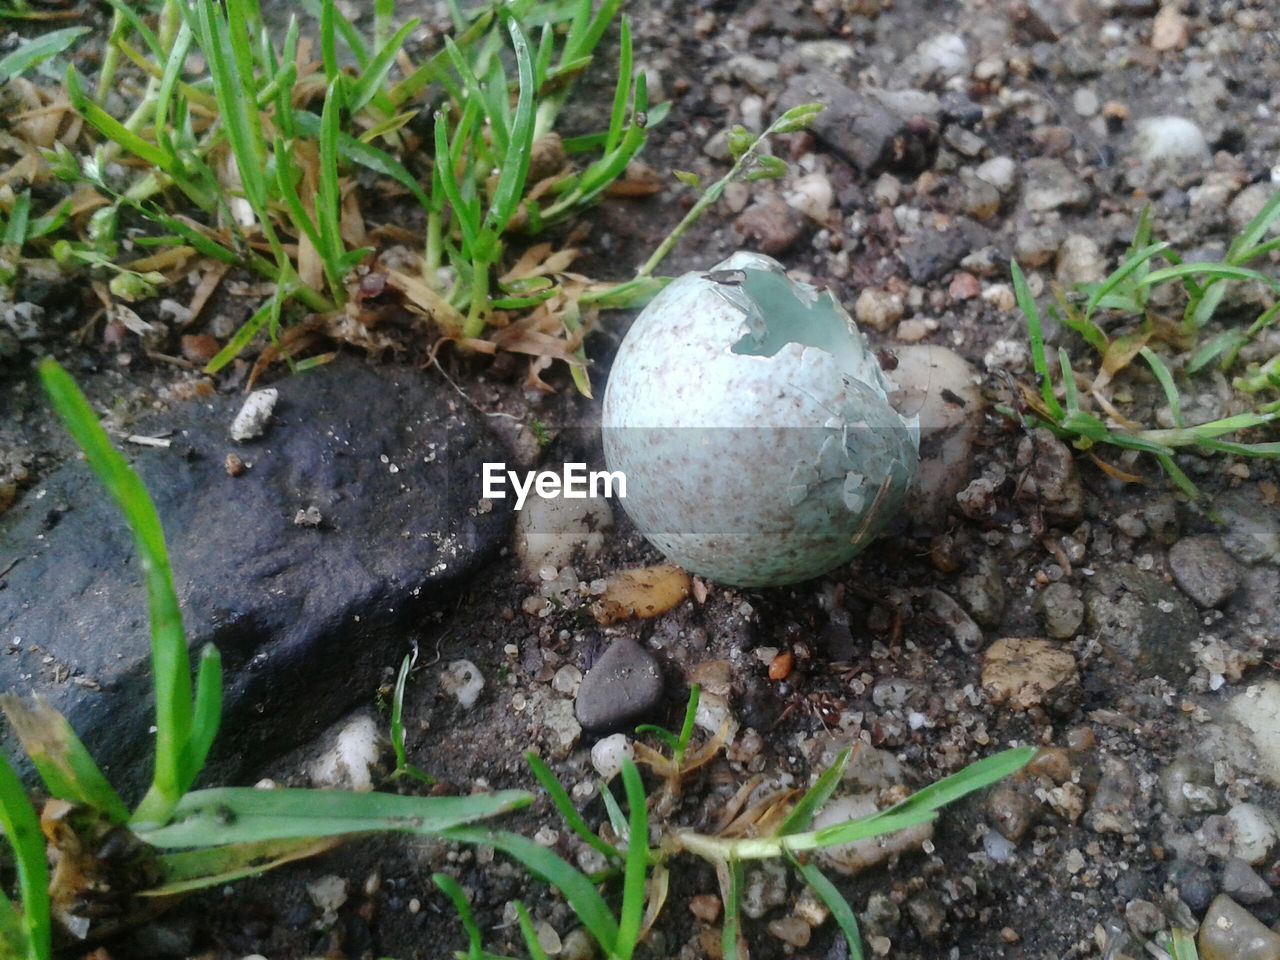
[0,357,510,798]
[574,637,664,732]
[900,222,988,284]
[1084,564,1199,679]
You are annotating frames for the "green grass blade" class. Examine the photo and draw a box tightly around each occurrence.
[777,748,850,837]
[1058,348,1080,415]
[515,902,551,960]
[1169,927,1199,960]
[525,752,622,864]
[39,360,192,825]
[291,111,430,209]
[446,827,619,953]
[481,17,536,244]
[348,17,418,114]
[600,781,629,840]
[154,20,194,138]
[674,683,700,763]
[66,67,179,176]
[633,726,680,754]
[1188,329,1245,374]
[1082,241,1170,323]
[793,860,863,960]
[1229,188,1280,262]
[0,25,88,83]
[102,0,161,58]
[0,695,130,824]
[1140,347,1183,428]
[721,856,743,960]
[433,112,479,252]
[316,78,347,295]
[1155,452,1200,499]
[433,873,487,959]
[2,191,30,248]
[0,754,50,960]
[0,888,31,960]
[205,285,285,374]
[387,8,493,106]
[138,787,531,847]
[603,17,632,155]
[616,760,649,960]
[1011,261,1064,420]
[1139,262,1279,291]
[179,645,222,793]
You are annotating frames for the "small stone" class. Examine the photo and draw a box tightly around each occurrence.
[1222,859,1275,906]
[560,929,594,960]
[1169,536,1243,608]
[1023,429,1084,524]
[1056,235,1107,287]
[552,665,582,696]
[961,175,1001,220]
[906,893,946,941]
[943,126,985,158]
[1169,859,1217,913]
[1229,682,1280,787]
[590,733,634,780]
[229,388,279,442]
[1230,184,1280,237]
[855,289,905,332]
[1151,5,1190,51]
[689,894,721,923]
[535,923,561,956]
[441,660,485,710]
[1073,88,1100,117]
[1225,803,1278,865]
[1085,760,1138,834]
[1134,116,1209,169]
[540,696,582,760]
[180,334,219,364]
[307,875,349,915]
[873,173,902,206]
[948,272,982,301]
[987,785,1037,841]
[1124,899,1164,937]
[1161,758,1223,818]
[1198,895,1280,960]
[896,318,930,342]
[1085,564,1199,678]
[1022,158,1092,212]
[1014,224,1063,268]
[982,637,1078,709]
[956,557,1006,628]
[915,33,970,80]
[308,713,385,792]
[574,638,664,732]
[734,199,805,255]
[896,348,983,527]
[975,156,1017,194]
[767,917,811,948]
[900,227,971,283]
[785,172,834,221]
[742,862,788,919]
[1036,582,1084,639]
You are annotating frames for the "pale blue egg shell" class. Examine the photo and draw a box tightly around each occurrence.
[601,253,919,587]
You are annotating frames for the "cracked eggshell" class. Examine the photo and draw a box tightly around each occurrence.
[602,252,918,587]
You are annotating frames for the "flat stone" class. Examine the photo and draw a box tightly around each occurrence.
[0,358,509,797]
[1022,157,1092,212]
[981,637,1078,710]
[900,227,972,284]
[574,637,664,732]
[779,70,931,174]
[1222,859,1275,906]
[1169,535,1243,608]
[1084,564,1199,678]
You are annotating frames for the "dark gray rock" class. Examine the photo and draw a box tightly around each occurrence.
[900,227,971,284]
[1084,564,1199,678]
[574,637,664,732]
[778,70,930,174]
[1168,535,1242,608]
[1167,859,1215,913]
[0,358,510,798]
[1036,581,1084,639]
[1221,858,1275,906]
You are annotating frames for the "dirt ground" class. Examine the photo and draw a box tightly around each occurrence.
[3,0,1280,958]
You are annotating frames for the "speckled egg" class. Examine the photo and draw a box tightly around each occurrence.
[601,252,919,587]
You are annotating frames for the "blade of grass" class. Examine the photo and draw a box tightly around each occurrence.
[720,856,743,960]
[1013,261,1064,420]
[445,827,619,953]
[137,786,531,847]
[515,902,551,960]
[347,17,419,113]
[0,695,130,824]
[1139,347,1183,429]
[0,24,88,82]
[777,748,850,836]
[616,760,649,960]
[39,360,192,825]
[0,754,50,960]
[525,752,621,864]
[146,836,341,895]
[433,873,489,960]
[179,644,222,791]
[792,860,864,960]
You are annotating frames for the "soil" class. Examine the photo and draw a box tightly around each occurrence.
[2,1,1280,959]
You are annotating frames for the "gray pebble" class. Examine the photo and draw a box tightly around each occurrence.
[574,638,665,732]
[1168,535,1242,608]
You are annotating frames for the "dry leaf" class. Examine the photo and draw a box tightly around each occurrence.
[593,563,692,625]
